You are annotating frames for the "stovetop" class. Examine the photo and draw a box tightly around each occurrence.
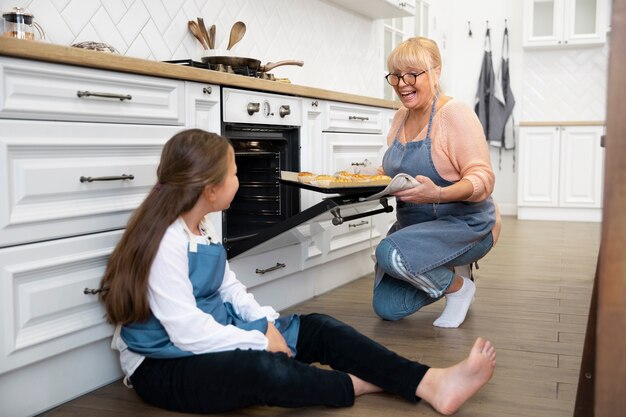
[164,59,260,77]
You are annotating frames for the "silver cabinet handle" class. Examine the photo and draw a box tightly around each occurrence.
[256,262,286,274]
[279,105,291,118]
[80,174,135,183]
[77,91,132,101]
[349,220,369,228]
[203,86,212,94]
[349,115,369,121]
[247,102,260,115]
[84,287,107,295]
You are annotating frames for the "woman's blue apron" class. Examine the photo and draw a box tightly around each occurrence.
[121,221,300,358]
[377,96,496,284]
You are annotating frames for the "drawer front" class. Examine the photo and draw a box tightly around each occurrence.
[325,215,382,261]
[323,102,384,134]
[0,120,182,247]
[0,57,185,125]
[229,244,303,289]
[0,230,122,373]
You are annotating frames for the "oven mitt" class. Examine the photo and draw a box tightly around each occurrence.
[365,173,420,201]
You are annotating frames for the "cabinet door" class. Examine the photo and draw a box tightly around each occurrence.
[563,0,606,45]
[559,126,604,207]
[185,82,220,133]
[0,230,122,373]
[325,0,415,18]
[518,127,561,207]
[524,0,564,46]
[301,99,324,210]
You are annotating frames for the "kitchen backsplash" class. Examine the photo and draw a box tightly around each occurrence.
[521,47,607,122]
[0,0,382,97]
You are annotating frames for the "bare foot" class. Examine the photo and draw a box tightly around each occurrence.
[415,337,496,415]
[349,374,383,397]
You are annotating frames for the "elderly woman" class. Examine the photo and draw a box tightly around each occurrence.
[374,37,501,328]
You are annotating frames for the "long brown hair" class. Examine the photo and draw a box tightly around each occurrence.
[99,129,232,324]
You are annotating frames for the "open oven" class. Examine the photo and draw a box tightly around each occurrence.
[221,88,394,259]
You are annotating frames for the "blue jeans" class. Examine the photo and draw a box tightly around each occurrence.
[373,232,494,321]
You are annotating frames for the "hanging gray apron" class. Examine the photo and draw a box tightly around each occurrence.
[377,96,496,284]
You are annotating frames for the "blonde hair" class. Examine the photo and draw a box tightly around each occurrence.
[387,36,442,94]
[100,129,232,324]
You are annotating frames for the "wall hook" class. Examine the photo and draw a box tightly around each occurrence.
[468,21,473,37]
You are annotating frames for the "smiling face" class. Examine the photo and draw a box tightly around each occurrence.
[391,68,438,111]
[387,37,442,111]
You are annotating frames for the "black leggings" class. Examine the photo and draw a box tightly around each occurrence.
[130,313,429,413]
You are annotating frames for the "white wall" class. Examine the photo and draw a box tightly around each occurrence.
[0,0,383,97]
[425,0,608,215]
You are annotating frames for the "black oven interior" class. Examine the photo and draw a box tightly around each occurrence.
[222,123,300,251]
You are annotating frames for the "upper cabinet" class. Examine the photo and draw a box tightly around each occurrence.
[327,0,415,19]
[523,0,608,47]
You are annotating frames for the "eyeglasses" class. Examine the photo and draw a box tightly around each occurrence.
[385,69,429,86]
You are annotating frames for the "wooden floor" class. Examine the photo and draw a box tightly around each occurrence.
[39,216,601,417]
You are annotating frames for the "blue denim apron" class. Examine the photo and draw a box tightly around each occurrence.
[376,97,496,290]
[121,220,300,358]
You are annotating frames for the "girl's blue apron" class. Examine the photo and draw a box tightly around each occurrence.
[376,96,496,286]
[121,220,300,358]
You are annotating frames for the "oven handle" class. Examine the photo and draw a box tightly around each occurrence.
[330,198,393,226]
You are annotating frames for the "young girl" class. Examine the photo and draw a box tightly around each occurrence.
[99,129,497,415]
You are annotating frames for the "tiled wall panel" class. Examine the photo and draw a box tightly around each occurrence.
[1,0,381,97]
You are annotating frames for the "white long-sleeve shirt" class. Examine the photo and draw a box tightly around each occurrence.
[113,217,279,381]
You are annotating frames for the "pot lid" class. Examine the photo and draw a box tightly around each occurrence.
[3,6,33,17]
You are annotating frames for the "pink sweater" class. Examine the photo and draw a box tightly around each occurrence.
[387,99,501,240]
[388,99,494,201]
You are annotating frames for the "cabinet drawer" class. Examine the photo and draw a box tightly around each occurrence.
[0,230,122,373]
[0,57,185,125]
[0,120,181,247]
[325,209,382,261]
[322,102,384,134]
[229,244,303,289]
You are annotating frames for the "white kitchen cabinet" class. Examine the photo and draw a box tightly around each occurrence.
[0,57,185,125]
[326,0,415,19]
[523,0,608,47]
[0,56,197,417]
[185,81,222,237]
[518,125,604,221]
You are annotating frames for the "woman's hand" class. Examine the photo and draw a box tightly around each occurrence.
[265,322,292,357]
[393,175,440,204]
[376,166,386,175]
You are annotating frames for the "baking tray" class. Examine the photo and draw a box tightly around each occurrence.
[278,178,387,195]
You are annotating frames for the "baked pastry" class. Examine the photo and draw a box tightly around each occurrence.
[369,175,391,181]
[315,175,336,181]
[297,171,317,183]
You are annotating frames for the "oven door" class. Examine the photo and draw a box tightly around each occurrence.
[226,194,393,259]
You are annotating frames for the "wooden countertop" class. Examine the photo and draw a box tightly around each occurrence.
[0,37,399,110]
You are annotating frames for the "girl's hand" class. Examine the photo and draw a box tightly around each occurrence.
[393,175,440,204]
[376,166,386,175]
[265,322,292,357]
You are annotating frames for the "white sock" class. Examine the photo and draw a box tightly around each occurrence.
[433,277,476,328]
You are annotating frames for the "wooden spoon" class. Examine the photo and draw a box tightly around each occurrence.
[208,24,216,49]
[197,18,211,50]
[227,21,246,50]
[188,21,208,49]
